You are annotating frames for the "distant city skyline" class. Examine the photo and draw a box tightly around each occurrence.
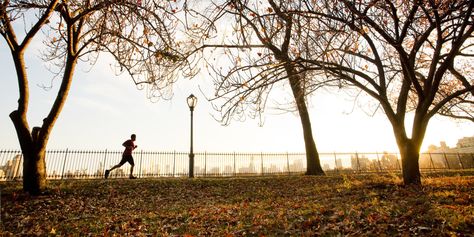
[2,136,473,180]
[3,132,474,179]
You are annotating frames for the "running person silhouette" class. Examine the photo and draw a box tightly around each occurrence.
[105,134,138,179]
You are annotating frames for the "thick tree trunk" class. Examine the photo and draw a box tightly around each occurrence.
[392,110,427,185]
[286,70,324,175]
[299,107,325,175]
[270,16,324,175]
[399,140,421,185]
[4,1,77,195]
[390,116,424,186]
[9,50,77,194]
[10,111,47,194]
[22,148,47,194]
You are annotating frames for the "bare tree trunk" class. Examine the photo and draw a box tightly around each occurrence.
[299,104,325,175]
[8,46,77,194]
[399,141,421,185]
[9,111,47,194]
[391,119,423,185]
[22,147,47,194]
[287,70,324,175]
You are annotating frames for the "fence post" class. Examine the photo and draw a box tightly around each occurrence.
[233,152,236,176]
[429,153,435,171]
[443,153,451,169]
[261,152,264,175]
[61,148,69,179]
[376,152,382,172]
[286,152,290,175]
[139,150,143,178]
[173,151,176,177]
[333,152,338,173]
[204,151,207,177]
[356,152,360,173]
[457,153,464,170]
[103,149,108,177]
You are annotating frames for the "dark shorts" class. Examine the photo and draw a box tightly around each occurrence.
[119,155,135,166]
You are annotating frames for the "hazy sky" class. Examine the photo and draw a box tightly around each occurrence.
[1,24,473,154]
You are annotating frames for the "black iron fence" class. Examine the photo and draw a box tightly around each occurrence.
[1,149,473,180]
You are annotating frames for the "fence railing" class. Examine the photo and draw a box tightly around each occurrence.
[1,149,473,181]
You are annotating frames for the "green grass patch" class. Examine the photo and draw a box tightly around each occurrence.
[1,174,473,236]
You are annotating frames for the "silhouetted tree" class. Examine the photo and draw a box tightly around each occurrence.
[185,0,327,175]
[0,0,188,194]
[289,0,474,184]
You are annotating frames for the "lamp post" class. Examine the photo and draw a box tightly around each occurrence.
[187,94,197,178]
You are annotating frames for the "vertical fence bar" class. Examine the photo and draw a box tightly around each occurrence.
[103,149,108,178]
[172,151,176,177]
[233,152,236,176]
[85,151,90,178]
[82,150,86,178]
[376,152,382,172]
[443,153,451,169]
[356,153,360,173]
[260,152,264,175]
[286,152,290,175]
[0,150,4,179]
[81,150,85,179]
[61,148,69,179]
[429,153,435,171]
[83,150,88,178]
[81,150,86,179]
[204,151,207,177]
[139,150,143,178]
[457,153,464,170]
[1,150,5,179]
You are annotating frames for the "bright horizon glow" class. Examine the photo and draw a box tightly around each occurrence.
[0,21,473,154]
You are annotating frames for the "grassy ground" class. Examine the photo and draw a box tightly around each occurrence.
[1,174,473,236]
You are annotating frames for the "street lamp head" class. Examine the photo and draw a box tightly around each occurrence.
[187,94,198,111]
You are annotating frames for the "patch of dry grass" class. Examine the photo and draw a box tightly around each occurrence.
[1,174,473,236]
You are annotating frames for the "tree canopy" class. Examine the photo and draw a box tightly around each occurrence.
[179,0,474,184]
[288,0,474,183]
[1,0,190,194]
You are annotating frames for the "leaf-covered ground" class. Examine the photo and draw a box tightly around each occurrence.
[1,174,473,236]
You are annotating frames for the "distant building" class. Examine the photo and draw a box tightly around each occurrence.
[224,165,233,175]
[194,166,204,175]
[239,157,257,174]
[335,159,343,170]
[456,137,474,150]
[93,162,105,177]
[0,170,5,181]
[424,136,474,169]
[380,152,399,170]
[263,164,280,173]
[1,155,22,180]
[114,168,125,177]
[289,159,304,172]
[351,154,371,171]
[209,167,220,175]
[426,136,474,153]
